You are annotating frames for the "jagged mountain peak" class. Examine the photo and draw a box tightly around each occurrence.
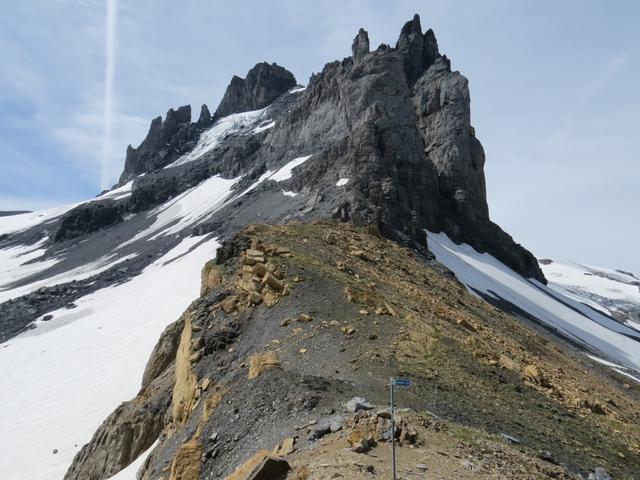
[351,28,370,62]
[395,13,441,88]
[214,61,297,119]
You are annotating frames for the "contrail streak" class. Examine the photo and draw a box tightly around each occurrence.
[100,0,118,190]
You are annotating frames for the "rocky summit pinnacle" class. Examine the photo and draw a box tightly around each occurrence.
[396,14,440,89]
[119,105,199,182]
[351,28,370,62]
[214,62,297,118]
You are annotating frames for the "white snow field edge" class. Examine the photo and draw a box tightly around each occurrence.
[426,231,640,376]
[0,154,313,303]
[0,235,220,480]
[540,259,640,310]
[165,108,268,169]
[107,440,158,480]
[0,180,134,237]
[120,154,313,248]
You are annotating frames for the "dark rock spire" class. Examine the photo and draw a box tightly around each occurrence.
[214,62,296,119]
[119,105,198,182]
[197,104,213,128]
[351,28,370,62]
[395,13,440,88]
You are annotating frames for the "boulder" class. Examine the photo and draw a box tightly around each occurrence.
[226,450,290,480]
[248,351,281,379]
[346,397,373,412]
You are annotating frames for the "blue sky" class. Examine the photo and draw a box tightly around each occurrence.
[1,0,638,273]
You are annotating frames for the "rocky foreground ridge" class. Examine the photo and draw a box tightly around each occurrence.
[66,222,639,479]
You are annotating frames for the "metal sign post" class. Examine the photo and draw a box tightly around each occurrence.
[390,378,411,480]
[390,377,396,480]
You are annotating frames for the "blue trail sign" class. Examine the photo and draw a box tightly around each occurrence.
[394,378,411,387]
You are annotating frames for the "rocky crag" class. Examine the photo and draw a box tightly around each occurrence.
[92,14,543,280]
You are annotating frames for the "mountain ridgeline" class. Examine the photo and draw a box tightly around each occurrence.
[114,14,542,283]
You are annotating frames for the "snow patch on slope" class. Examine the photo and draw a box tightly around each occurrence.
[0,181,134,236]
[0,238,59,293]
[269,155,312,182]
[0,235,220,480]
[120,175,238,247]
[166,109,266,169]
[426,231,640,373]
[253,120,275,134]
[540,259,640,308]
[120,155,313,248]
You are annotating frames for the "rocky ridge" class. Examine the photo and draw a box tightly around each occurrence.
[65,222,639,480]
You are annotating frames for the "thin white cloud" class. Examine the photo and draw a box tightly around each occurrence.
[578,52,628,107]
[100,0,119,190]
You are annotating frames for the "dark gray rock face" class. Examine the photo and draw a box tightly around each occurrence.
[197,103,213,129]
[396,14,440,89]
[351,28,370,62]
[53,200,123,242]
[119,105,201,183]
[214,62,296,118]
[413,57,488,221]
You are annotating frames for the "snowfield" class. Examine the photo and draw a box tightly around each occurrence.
[540,259,640,314]
[166,108,267,169]
[0,181,134,237]
[426,231,640,376]
[0,235,220,480]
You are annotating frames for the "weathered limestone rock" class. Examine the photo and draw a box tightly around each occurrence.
[225,450,290,480]
[169,438,201,480]
[248,351,281,379]
[201,260,224,296]
[141,317,184,389]
[172,316,197,427]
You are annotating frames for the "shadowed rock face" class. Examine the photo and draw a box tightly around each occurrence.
[214,62,297,118]
[119,104,217,183]
[396,14,440,89]
[53,200,123,242]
